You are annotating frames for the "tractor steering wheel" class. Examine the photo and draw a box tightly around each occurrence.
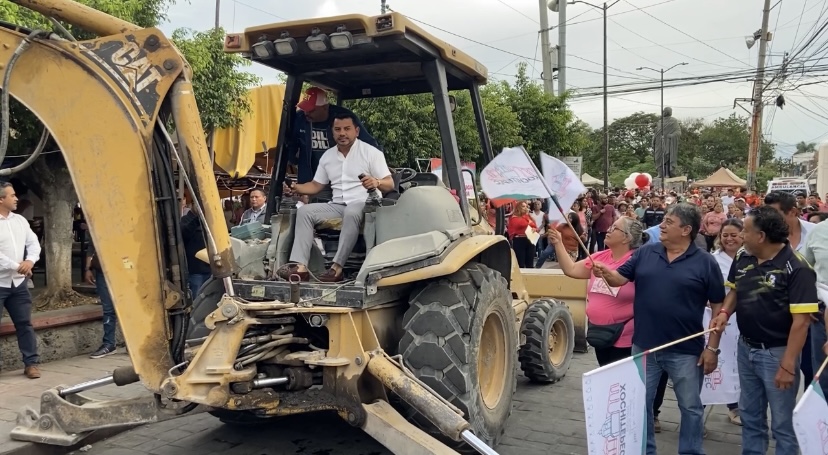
[394,168,418,184]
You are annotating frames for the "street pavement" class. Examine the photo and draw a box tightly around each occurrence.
[0,352,744,455]
[0,351,145,455]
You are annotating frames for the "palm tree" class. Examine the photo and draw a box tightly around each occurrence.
[794,141,817,155]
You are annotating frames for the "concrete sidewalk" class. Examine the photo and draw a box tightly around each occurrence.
[0,351,146,455]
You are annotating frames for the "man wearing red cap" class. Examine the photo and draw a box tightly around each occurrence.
[291,87,379,185]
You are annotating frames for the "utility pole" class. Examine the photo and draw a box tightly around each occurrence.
[557,0,567,95]
[570,1,618,189]
[746,0,772,191]
[381,0,389,14]
[539,0,555,93]
[214,0,220,29]
[638,62,688,193]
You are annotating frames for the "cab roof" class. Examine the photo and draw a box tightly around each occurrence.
[224,12,489,100]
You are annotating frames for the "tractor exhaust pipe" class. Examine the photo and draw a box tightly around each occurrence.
[365,352,500,455]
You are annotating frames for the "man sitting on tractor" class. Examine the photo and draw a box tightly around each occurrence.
[290,87,379,184]
[279,112,393,283]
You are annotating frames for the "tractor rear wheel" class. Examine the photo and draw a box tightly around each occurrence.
[398,262,517,449]
[518,298,575,383]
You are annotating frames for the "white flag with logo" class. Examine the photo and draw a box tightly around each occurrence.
[479,146,549,205]
[793,382,828,453]
[540,152,587,223]
[700,307,741,405]
[583,356,647,455]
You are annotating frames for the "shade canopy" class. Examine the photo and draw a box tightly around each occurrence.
[690,167,746,188]
[581,173,603,186]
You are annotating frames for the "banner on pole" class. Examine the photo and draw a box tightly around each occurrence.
[793,382,828,453]
[541,152,587,223]
[429,158,477,199]
[583,356,648,455]
[479,147,549,206]
[700,307,741,405]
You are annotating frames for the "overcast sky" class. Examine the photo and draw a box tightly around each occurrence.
[162,0,828,159]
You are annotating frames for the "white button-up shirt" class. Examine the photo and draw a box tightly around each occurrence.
[0,211,41,288]
[313,139,391,206]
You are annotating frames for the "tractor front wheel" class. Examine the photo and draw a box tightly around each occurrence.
[398,262,517,449]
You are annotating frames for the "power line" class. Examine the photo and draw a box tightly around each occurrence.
[493,0,538,24]
[232,0,289,20]
[624,0,751,69]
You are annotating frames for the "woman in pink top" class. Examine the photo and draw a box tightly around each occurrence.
[547,216,645,366]
[700,201,727,252]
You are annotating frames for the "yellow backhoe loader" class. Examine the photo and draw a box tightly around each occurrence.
[4,2,587,453]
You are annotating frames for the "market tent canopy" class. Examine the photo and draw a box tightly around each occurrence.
[212,84,285,178]
[581,173,603,186]
[690,167,746,187]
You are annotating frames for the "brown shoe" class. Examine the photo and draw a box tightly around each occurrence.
[653,417,661,433]
[318,268,344,283]
[24,365,41,379]
[276,265,309,282]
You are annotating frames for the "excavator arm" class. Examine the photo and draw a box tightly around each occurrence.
[0,0,235,391]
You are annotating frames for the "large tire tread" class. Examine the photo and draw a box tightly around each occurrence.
[398,263,517,449]
[518,298,575,384]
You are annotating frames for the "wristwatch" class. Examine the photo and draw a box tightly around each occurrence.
[705,345,721,355]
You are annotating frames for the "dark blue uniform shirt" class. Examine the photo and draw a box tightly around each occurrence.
[617,242,726,355]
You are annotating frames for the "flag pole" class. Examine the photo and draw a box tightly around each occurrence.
[633,328,716,359]
[519,147,599,267]
[813,355,828,383]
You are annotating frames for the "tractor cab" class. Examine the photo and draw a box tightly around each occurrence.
[202,12,506,337]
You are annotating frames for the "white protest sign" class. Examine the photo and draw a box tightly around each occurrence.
[701,307,741,405]
[793,382,828,454]
[583,356,648,455]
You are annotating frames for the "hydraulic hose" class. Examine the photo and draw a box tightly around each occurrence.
[0,30,46,167]
[0,127,49,176]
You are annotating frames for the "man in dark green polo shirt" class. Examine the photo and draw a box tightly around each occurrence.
[710,206,818,455]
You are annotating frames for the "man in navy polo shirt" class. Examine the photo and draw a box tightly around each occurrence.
[595,203,725,455]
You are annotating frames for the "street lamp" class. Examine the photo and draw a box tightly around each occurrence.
[636,62,688,193]
[569,0,619,190]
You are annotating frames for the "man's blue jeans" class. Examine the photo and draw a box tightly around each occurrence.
[737,340,800,455]
[535,245,556,268]
[95,270,117,349]
[633,345,705,455]
[811,318,828,392]
[188,273,211,299]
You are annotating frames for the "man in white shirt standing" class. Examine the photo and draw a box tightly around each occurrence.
[279,112,393,283]
[0,182,42,378]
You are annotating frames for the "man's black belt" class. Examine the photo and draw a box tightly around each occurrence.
[739,336,787,350]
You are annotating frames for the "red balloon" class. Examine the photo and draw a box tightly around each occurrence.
[634,174,650,188]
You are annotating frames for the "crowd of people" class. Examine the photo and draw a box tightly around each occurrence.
[522,186,828,455]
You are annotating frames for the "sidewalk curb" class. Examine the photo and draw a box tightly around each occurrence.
[0,425,141,455]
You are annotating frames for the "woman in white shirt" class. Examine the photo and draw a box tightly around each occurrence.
[709,217,745,426]
[529,200,548,258]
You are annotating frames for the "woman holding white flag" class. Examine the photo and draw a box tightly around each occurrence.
[547,216,644,365]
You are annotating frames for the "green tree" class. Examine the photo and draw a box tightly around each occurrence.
[171,27,260,141]
[1,2,256,308]
[696,114,774,170]
[497,62,578,159]
[0,1,179,308]
[794,141,817,155]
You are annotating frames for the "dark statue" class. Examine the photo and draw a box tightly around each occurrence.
[652,106,681,178]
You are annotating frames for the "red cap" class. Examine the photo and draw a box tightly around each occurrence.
[297,87,328,112]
